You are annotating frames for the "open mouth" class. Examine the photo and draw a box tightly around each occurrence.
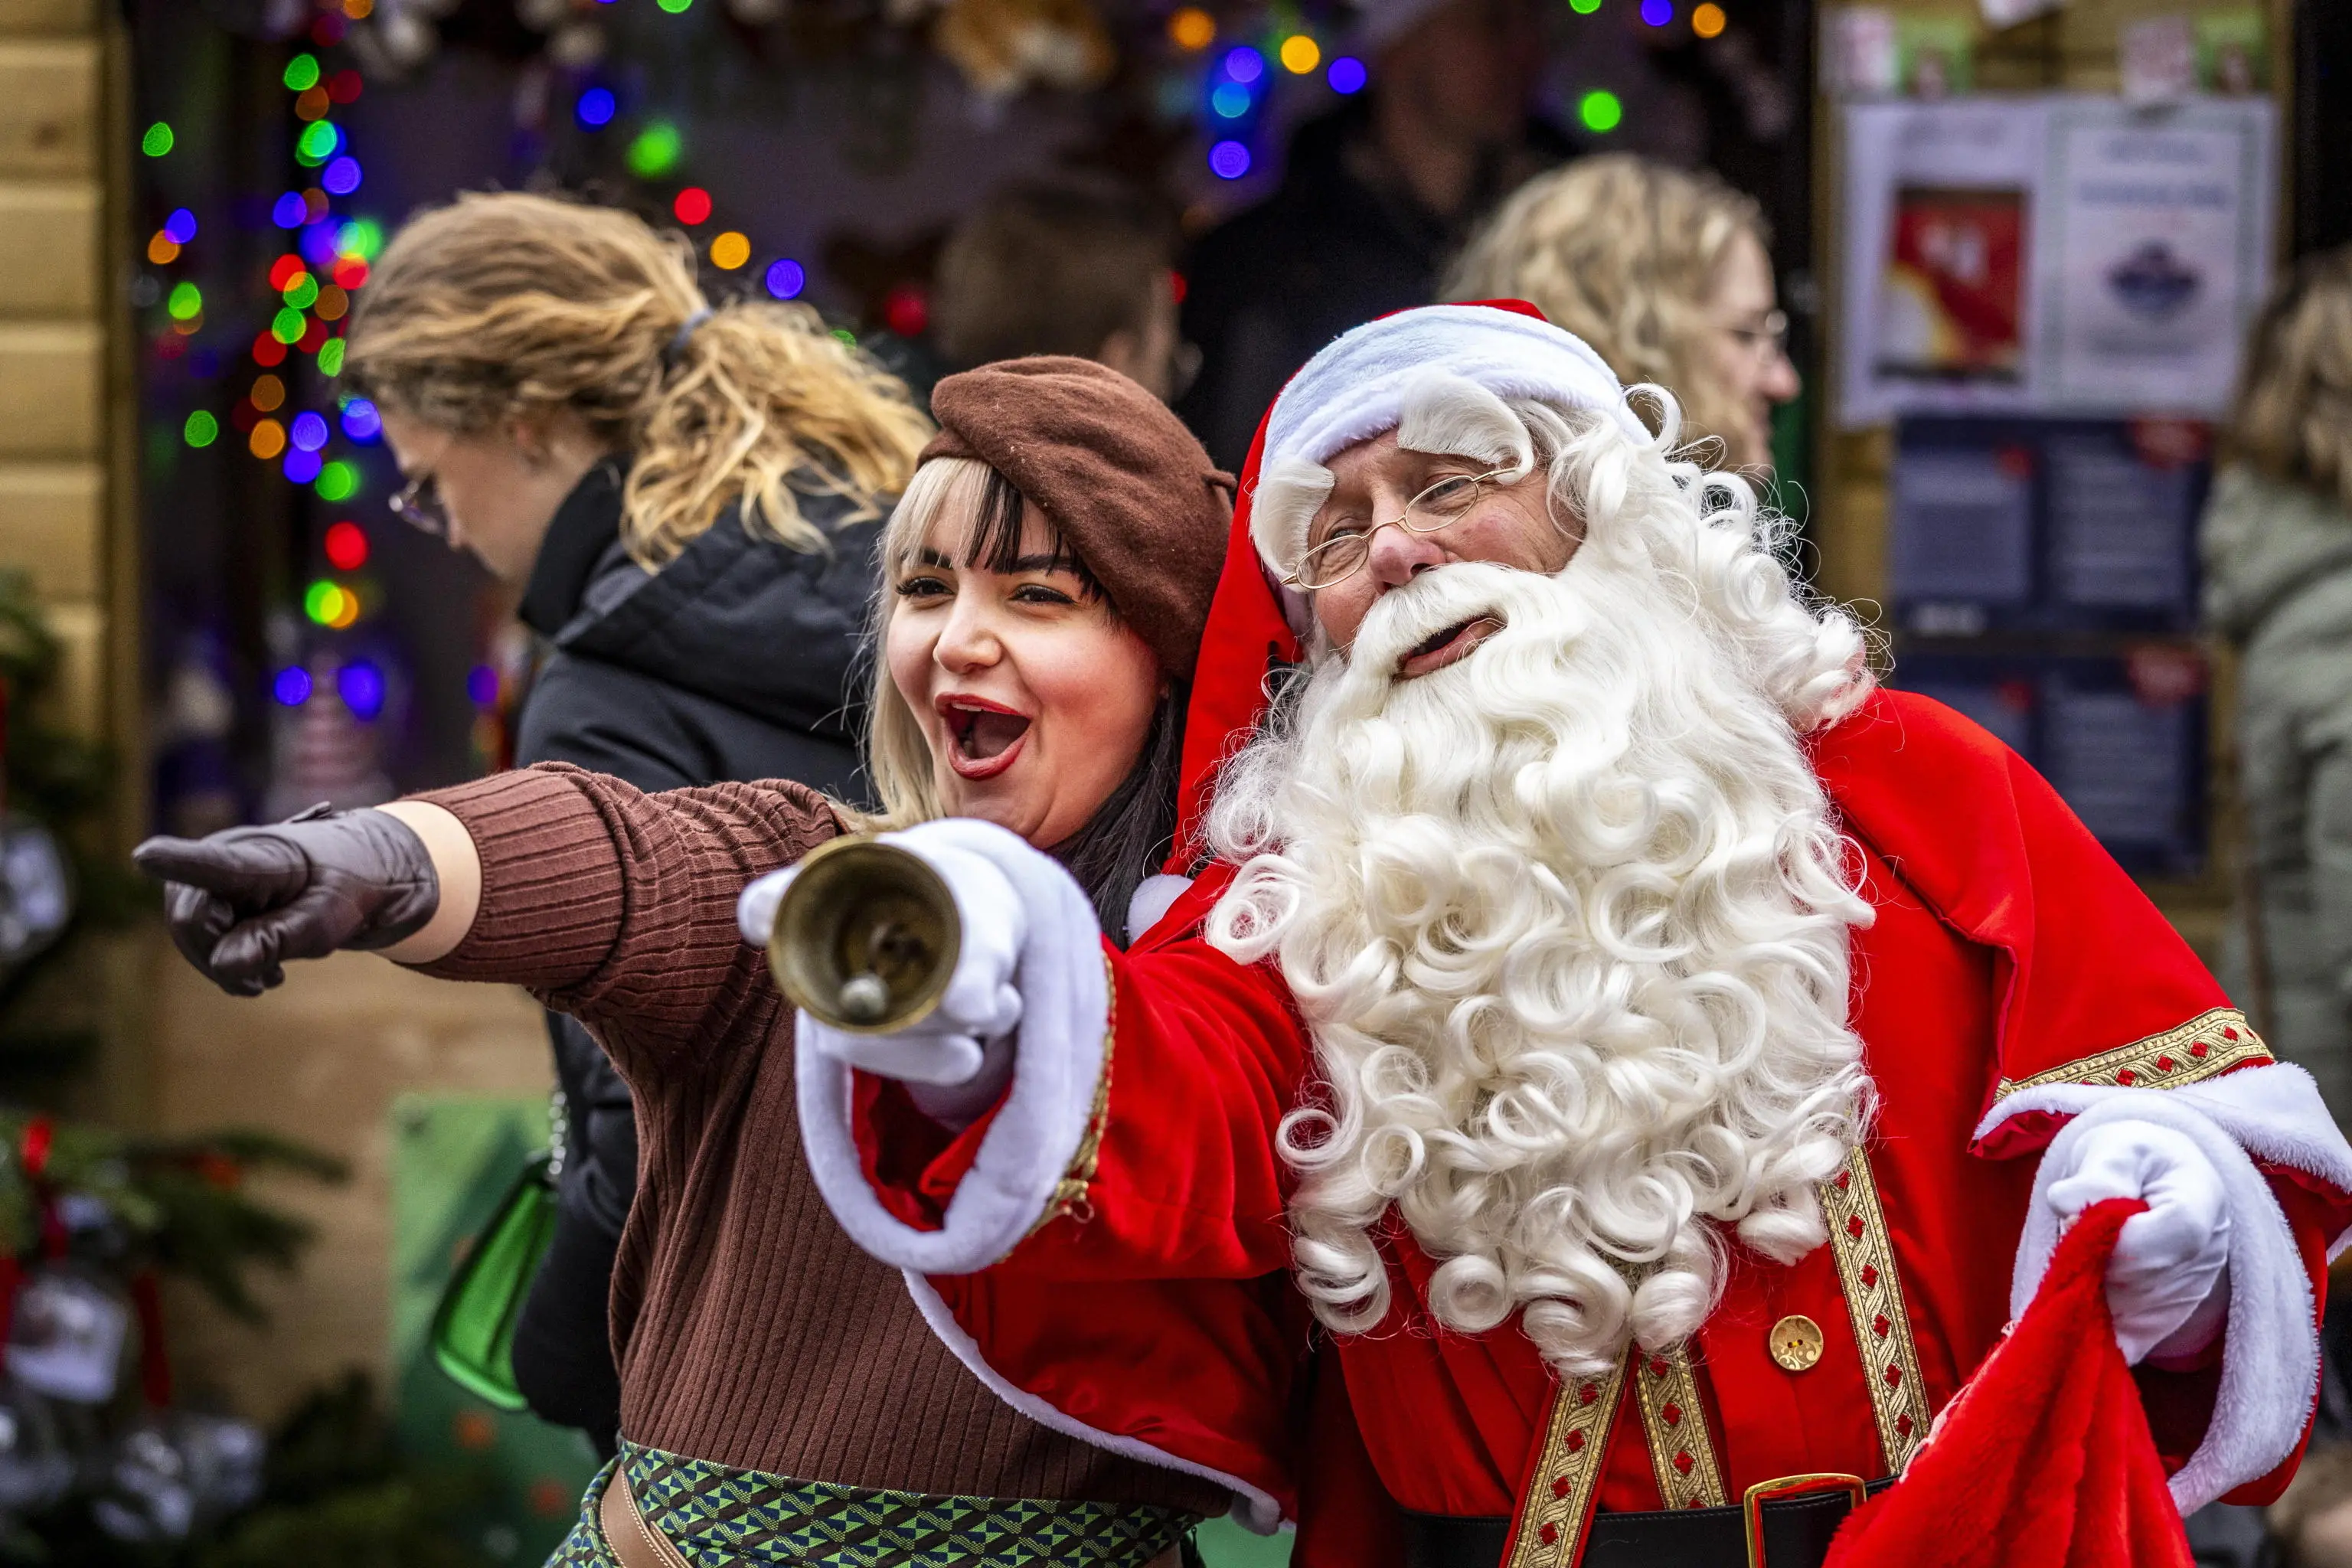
[936,694,1034,779]
[1396,615,1504,679]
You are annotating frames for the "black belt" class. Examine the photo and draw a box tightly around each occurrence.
[1403,1475,1895,1568]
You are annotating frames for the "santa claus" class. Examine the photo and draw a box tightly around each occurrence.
[769,303,2352,1567]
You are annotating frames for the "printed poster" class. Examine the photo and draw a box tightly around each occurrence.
[1839,95,2274,428]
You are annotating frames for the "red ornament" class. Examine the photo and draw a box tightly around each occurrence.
[1673,1450,1694,1475]
[1552,1475,1572,1497]
[1538,1522,1560,1546]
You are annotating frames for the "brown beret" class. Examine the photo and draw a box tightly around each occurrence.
[920,356,1233,681]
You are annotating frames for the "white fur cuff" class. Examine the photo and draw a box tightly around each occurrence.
[797,821,1111,1276]
[1990,1065,2352,1510]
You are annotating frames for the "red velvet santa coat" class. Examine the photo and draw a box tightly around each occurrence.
[805,681,2352,1563]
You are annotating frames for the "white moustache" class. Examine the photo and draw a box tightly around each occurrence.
[1341,561,1531,678]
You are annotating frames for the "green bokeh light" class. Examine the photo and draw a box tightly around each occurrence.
[283,275,320,310]
[271,307,306,345]
[303,580,341,625]
[626,121,683,178]
[296,121,340,166]
[318,339,346,376]
[315,460,360,501]
[657,0,693,11]
[141,122,174,157]
[338,219,384,261]
[283,53,321,91]
[1579,89,1623,132]
[166,281,202,320]
[184,410,218,448]
[1569,0,1602,12]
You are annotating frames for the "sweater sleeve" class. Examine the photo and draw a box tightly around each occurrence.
[407,763,842,1083]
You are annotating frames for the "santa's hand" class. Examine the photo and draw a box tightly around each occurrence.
[2043,1119,2231,1364]
[743,822,1031,1103]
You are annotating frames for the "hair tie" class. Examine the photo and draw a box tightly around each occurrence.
[663,307,714,370]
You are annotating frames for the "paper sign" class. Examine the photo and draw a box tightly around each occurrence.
[1839,95,2274,426]
[1825,8,1899,98]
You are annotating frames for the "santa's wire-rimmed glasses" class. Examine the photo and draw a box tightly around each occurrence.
[1284,469,1517,591]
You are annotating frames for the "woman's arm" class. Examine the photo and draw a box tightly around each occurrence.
[139,763,842,1083]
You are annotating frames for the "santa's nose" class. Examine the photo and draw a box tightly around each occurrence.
[1365,521,1448,587]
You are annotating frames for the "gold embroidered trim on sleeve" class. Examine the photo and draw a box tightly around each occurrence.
[1504,1353,1631,1568]
[1633,1346,1728,1509]
[1821,1146,1931,1476]
[1026,953,1117,1237]
[1991,1007,2272,1101]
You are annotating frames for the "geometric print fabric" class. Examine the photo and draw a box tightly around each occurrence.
[547,1442,1200,1567]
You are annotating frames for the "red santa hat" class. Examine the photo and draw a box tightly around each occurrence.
[1170,299,1644,864]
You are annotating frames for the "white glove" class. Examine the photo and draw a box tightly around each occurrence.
[2043,1119,2231,1364]
[738,821,1031,1093]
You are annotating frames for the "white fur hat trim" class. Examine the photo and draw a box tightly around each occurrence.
[1251,305,1651,572]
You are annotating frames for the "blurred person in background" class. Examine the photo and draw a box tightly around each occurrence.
[1446,154,1798,473]
[344,191,930,1455]
[1175,0,1570,468]
[2203,247,2352,1129]
[932,178,1194,401]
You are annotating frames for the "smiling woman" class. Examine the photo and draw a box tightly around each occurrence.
[132,355,1245,1568]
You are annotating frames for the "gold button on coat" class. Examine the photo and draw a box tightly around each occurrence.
[1769,1314,1824,1372]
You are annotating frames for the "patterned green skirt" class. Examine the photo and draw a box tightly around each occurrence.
[547,1441,1200,1567]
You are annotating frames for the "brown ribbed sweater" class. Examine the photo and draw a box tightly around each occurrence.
[414,763,1225,1512]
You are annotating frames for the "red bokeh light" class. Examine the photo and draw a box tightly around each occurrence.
[1169,270,1188,305]
[252,332,288,368]
[673,187,713,225]
[310,10,345,44]
[324,520,369,571]
[268,254,307,291]
[298,318,328,354]
[327,69,363,104]
[332,255,370,290]
[883,281,929,339]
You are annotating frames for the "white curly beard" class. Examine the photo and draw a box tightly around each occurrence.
[1205,555,1876,1377]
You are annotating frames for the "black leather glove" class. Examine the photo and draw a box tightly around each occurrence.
[132,804,442,997]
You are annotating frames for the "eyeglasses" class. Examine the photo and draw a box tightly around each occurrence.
[1723,309,1790,361]
[389,471,451,539]
[1284,470,1513,591]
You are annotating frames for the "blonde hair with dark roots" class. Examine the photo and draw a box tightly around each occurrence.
[1446,155,1767,464]
[2227,247,2352,514]
[345,191,933,564]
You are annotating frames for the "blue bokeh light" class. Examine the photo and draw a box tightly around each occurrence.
[272,667,312,707]
[289,411,330,451]
[1208,139,1252,179]
[163,208,198,244]
[300,222,341,266]
[340,397,382,443]
[271,191,309,229]
[1223,45,1263,83]
[1327,55,1367,93]
[1210,81,1251,119]
[577,86,616,127]
[338,659,386,721]
[764,258,806,299]
[283,447,324,484]
[468,664,500,706]
[321,155,362,195]
[1639,0,1671,22]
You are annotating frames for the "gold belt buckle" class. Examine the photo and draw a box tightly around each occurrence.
[1740,1472,1867,1568]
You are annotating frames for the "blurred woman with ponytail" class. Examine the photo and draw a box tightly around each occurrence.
[345,191,929,1453]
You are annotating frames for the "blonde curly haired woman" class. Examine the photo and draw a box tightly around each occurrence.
[2203,246,2352,1125]
[1446,154,1798,472]
[343,191,930,1455]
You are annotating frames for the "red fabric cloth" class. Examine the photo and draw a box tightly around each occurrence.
[1824,1198,2192,1568]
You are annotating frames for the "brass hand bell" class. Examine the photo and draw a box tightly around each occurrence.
[766,834,964,1034]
